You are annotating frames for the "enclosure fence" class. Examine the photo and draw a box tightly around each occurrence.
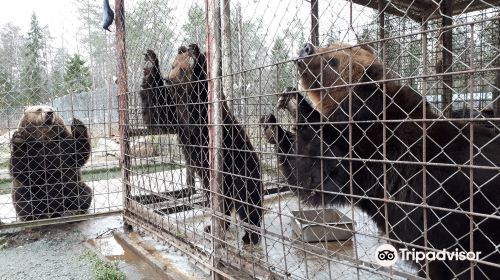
[0,0,499,279]
[120,0,500,279]
[0,0,122,227]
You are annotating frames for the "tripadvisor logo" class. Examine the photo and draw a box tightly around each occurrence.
[375,244,398,267]
[375,244,482,267]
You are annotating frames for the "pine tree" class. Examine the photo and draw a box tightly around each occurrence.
[76,0,112,90]
[182,4,206,48]
[0,23,24,107]
[0,72,12,107]
[271,36,293,92]
[50,48,69,97]
[19,13,48,104]
[64,54,92,93]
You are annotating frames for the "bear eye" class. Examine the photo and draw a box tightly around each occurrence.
[328,58,338,68]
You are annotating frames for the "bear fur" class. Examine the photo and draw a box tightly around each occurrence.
[140,45,263,245]
[10,105,92,221]
[139,50,177,134]
[261,42,500,279]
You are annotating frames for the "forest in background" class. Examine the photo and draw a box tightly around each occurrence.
[0,0,497,116]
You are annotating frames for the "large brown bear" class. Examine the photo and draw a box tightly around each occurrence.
[10,105,92,221]
[261,42,500,279]
[140,45,263,245]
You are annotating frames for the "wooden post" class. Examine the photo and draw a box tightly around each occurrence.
[311,0,319,46]
[114,0,131,219]
[206,0,224,279]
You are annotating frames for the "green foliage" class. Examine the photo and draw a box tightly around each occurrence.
[271,36,293,91]
[0,71,13,107]
[64,54,92,93]
[75,0,113,90]
[82,249,126,280]
[182,4,206,48]
[125,0,175,89]
[49,48,70,97]
[0,23,24,107]
[19,13,48,104]
[0,236,7,250]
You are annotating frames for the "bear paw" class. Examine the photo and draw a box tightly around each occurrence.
[71,118,88,138]
[259,114,278,144]
[11,130,27,145]
[277,87,298,110]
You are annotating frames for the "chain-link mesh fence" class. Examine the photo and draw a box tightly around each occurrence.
[1,0,499,279]
[123,0,500,279]
[0,1,122,226]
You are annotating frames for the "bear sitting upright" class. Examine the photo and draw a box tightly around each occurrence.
[10,105,92,221]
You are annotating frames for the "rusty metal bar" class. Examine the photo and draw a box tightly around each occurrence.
[378,1,392,278]
[206,0,224,279]
[0,211,122,230]
[468,23,476,280]
[421,18,430,279]
[114,0,131,220]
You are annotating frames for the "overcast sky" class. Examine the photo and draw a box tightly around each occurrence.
[0,0,79,49]
[0,0,373,67]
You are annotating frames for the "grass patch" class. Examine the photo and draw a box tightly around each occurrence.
[0,163,179,195]
[82,249,126,280]
[0,162,9,169]
[0,236,7,250]
[0,179,10,195]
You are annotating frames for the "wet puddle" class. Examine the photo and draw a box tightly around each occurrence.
[87,234,165,280]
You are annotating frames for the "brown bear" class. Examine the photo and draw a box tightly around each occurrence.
[261,42,500,279]
[139,45,263,245]
[139,50,177,134]
[10,105,92,221]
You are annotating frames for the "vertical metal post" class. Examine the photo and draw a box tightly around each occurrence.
[493,17,500,122]
[468,24,476,280]
[311,0,319,46]
[222,0,233,110]
[236,3,243,116]
[439,0,454,117]
[421,19,430,279]
[378,1,391,278]
[114,0,131,216]
[107,75,113,137]
[206,0,224,279]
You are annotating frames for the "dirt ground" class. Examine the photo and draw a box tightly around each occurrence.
[0,215,167,280]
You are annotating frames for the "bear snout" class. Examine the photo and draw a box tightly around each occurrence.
[294,43,315,68]
[44,110,54,124]
[298,43,314,57]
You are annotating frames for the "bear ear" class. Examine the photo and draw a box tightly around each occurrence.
[364,62,384,81]
[358,43,375,54]
[178,46,188,54]
[188,44,200,57]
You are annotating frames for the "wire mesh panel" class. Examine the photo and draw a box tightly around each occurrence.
[0,1,122,227]
[123,0,500,279]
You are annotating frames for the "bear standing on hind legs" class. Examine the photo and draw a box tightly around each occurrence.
[10,105,92,221]
[139,44,263,245]
[261,42,500,279]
